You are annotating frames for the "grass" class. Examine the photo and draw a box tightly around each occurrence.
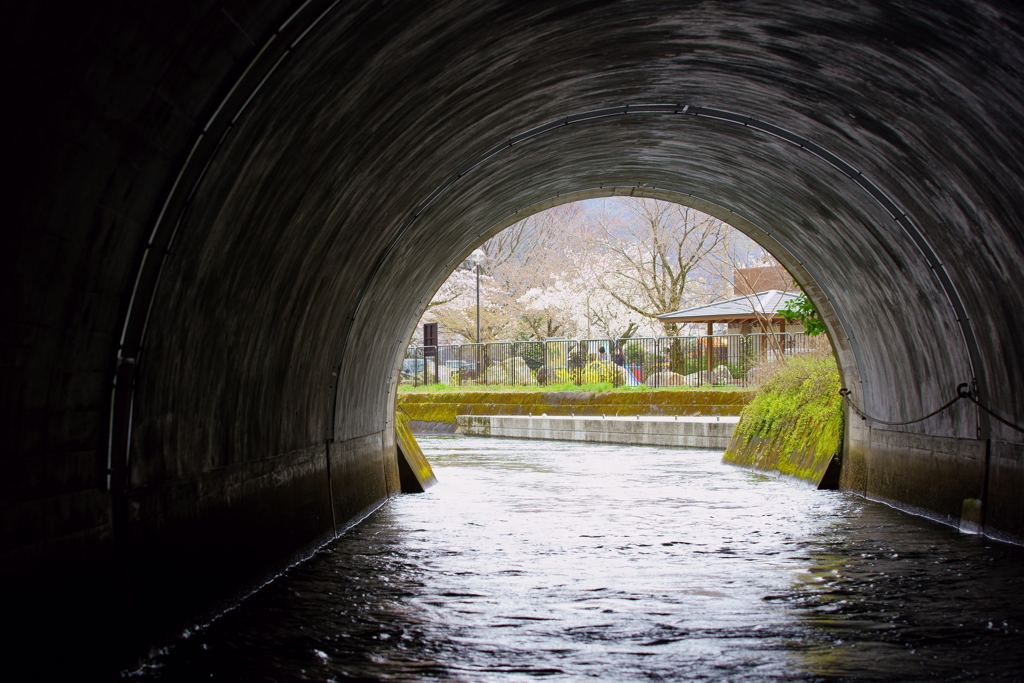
[397,382,744,393]
[726,345,843,481]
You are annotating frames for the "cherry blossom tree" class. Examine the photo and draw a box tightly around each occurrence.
[414,197,765,346]
[589,198,734,336]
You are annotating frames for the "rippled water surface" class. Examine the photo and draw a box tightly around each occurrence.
[134,436,1024,681]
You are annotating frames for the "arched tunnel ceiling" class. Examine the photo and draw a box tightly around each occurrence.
[119,0,1024,463]
[4,0,1024,664]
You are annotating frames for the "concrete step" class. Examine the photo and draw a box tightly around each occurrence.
[456,414,738,449]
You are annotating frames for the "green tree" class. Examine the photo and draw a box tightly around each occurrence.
[779,292,825,336]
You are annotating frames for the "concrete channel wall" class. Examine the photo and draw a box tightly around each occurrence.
[458,415,739,450]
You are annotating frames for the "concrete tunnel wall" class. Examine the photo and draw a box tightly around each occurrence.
[3,0,1024,665]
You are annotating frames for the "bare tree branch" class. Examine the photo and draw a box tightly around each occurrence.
[591,198,734,335]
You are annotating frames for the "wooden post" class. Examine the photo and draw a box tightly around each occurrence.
[706,321,713,383]
[759,318,768,363]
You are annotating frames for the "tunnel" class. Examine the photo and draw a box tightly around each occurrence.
[4,0,1024,672]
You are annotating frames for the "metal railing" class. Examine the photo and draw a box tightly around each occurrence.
[402,333,817,388]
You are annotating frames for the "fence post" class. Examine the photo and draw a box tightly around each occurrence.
[543,340,548,382]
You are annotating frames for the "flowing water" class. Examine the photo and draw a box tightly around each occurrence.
[131,436,1024,681]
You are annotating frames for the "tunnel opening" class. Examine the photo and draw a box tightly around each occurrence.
[397,195,834,381]
[393,194,845,488]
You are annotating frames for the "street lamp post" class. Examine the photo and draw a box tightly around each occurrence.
[468,248,486,344]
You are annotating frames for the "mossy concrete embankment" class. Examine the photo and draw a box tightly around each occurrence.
[723,353,844,488]
[397,389,755,432]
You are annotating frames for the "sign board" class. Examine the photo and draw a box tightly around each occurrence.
[423,323,438,356]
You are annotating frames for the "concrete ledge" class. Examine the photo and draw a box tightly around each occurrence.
[457,414,738,449]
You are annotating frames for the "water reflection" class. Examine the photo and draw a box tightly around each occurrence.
[132,436,1024,681]
[782,504,1024,680]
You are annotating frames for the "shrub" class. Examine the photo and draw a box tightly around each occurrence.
[577,360,625,385]
[727,346,843,481]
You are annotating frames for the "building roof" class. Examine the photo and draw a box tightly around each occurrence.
[657,290,801,324]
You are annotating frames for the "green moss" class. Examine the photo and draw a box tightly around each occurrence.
[397,401,461,424]
[724,353,843,483]
[396,388,756,427]
[397,382,742,393]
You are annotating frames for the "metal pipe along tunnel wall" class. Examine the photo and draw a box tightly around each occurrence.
[3,0,1024,667]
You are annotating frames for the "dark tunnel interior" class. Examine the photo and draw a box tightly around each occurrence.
[3,0,1024,673]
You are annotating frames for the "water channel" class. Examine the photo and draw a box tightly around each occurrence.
[132,436,1024,681]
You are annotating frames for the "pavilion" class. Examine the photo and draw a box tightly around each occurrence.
[658,290,803,336]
